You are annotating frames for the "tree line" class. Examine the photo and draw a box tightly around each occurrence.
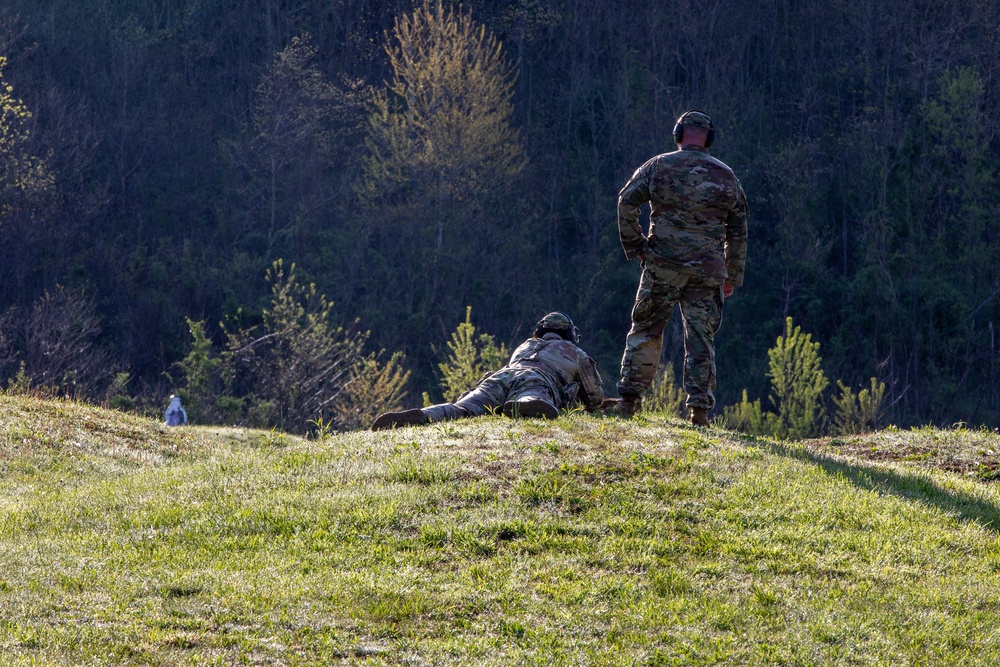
[0,0,997,432]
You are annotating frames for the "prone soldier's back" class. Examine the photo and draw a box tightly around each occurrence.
[508,334,604,409]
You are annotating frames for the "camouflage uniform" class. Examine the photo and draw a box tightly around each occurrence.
[423,332,605,421]
[617,111,748,411]
[371,312,605,431]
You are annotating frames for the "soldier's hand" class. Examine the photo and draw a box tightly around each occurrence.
[723,283,735,298]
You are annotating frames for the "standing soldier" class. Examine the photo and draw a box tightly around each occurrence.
[614,110,748,426]
[372,312,605,429]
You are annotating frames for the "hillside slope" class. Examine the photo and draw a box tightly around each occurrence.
[1,395,1000,665]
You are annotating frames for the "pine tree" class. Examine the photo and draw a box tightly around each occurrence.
[833,377,887,435]
[767,317,829,439]
[721,389,772,436]
[434,306,508,404]
[175,319,221,423]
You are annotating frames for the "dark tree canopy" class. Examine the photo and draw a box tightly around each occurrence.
[0,0,997,427]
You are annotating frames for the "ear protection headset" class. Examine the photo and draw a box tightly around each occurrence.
[672,110,715,148]
[560,312,581,344]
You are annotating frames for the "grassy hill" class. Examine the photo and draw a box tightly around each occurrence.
[2,394,1000,666]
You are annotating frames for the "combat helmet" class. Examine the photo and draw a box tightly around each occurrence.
[533,311,580,344]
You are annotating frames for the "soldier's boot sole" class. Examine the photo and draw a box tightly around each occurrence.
[372,408,429,431]
[502,399,559,420]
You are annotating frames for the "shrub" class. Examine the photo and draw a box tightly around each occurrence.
[331,351,411,431]
[644,363,686,418]
[833,377,887,435]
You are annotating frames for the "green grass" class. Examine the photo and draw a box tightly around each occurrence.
[2,394,1000,665]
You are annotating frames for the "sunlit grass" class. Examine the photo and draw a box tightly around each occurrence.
[2,395,1000,664]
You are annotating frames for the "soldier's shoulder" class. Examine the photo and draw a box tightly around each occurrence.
[652,149,685,164]
[541,338,585,356]
[696,154,742,186]
[705,152,741,175]
[542,337,575,350]
[509,338,537,357]
[568,341,596,361]
[684,148,727,169]
[632,151,683,178]
[513,337,535,351]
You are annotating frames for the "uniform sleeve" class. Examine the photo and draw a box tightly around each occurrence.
[617,162,651,260]
[724,178,749,287]
[577,354,605,411]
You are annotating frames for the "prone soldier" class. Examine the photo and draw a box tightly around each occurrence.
[372,312,606,430]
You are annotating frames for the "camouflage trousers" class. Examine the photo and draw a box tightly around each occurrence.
[618,266,724,410]
[423,367,559,422]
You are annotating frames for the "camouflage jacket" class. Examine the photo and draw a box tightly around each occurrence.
[618,145,748,286]
[506,333,605,410]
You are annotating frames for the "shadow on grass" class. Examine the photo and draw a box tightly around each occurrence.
[742,434,1000,534]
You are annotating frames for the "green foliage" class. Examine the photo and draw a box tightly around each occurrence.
[435,305,507,403]
[359,0,528,354]
[0,287,113,400]
[833,377,887,435]
[6,361,30,395]
[251,34,342,159]
[726,322,887,440]
[232,33,363,255]
[767,317,829,439]
[178,262,414,434]
[721,389,772,436]
[221,260,369,433]
[364,0,524,205]
[923,67,988,175]
[644,363,686,418]
[175,318,220,422]
[0,56,52,220]
[105,372,135,412]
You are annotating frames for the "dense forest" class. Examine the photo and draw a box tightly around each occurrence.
[0,0,998,431]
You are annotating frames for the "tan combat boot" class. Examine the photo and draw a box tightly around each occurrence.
[689,407,710,427]
[603,394,641,418]
[621,395,642,417]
